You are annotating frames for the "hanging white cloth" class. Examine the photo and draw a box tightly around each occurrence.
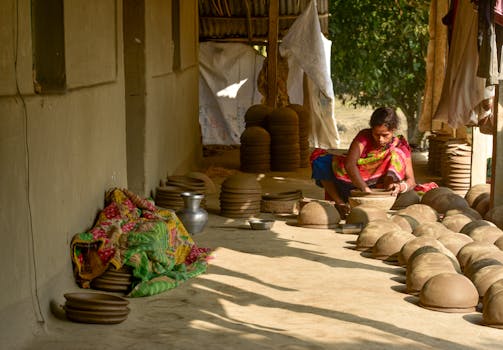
[199,42,264,145]
[280,0,340,148]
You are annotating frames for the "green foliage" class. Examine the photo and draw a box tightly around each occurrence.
[329,0,430,142]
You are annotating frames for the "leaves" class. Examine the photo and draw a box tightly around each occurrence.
[329,0,429,140]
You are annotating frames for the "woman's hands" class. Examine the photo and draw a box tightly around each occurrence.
[388,181,408,196]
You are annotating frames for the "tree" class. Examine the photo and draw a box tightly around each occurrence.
[329,0,430,144]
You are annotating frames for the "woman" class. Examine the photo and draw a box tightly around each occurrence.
[310,107,416,218]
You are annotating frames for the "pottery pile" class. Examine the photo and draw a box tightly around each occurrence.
[288,104,311,168]
[63,292,130,324]
[261,189,302,214]
[91,266,133,294]
[267,107,300,171]
[219,173,262,218]
[240,126,271,173]
[244,104,273,128]
[442,142,472,196]
[155,175,207,210]
[427,133,451,176]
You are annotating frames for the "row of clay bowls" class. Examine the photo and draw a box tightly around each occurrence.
[348,185,503,327]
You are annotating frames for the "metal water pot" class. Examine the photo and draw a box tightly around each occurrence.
[176,192,208,235]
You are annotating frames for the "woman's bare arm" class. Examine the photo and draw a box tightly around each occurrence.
[344,138,371,192]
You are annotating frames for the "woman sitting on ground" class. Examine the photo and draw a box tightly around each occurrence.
[310,107,416,218]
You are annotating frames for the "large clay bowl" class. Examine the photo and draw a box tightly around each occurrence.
[372,230,415,262]
[483,279,503,309]
[391,190,421,210]
[348,192,396,211]
[464,258,503,281]
[420,187,454,207]
[419,273,478,313]
[397,204,438,223]
[464,250,503,277]
[427,192,470,215]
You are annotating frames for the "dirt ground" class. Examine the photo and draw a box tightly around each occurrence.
[22,143,502,350]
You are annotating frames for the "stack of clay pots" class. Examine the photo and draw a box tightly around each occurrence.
[91,266,133,294]
[64,292,130,324]
[427,133,450,176]
[219,173,261,218]
[244,104,273,128]
[267,106,300,171]
[288,104,311,168]
[240,126,271,173]
[155,175,207,210]
[261,189,302,214]
[442,141,472,196]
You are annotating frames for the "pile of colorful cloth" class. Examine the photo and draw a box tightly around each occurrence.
[70,188,212,297]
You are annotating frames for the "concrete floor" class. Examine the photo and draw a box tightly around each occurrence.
[25,150,502,350]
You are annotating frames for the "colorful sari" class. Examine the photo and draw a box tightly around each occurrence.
[71,188,212,297]
[311,129,411,199]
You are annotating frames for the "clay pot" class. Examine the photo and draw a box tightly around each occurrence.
[391,190,421,210]
[355,220,402,251]
[485,205,503,230]
[444,207,482,221]
[398,236,447,267]
[437,233,473,256]
[390,214,419,233]
[441,213,473,233]
[427,192,470,215]
[406,252,459,294]
[420,187,454,207]
[348,189,396,210]
[372,230,415,262]
[464,258,503,281]
[483,285,503,329]
[482,279,503,308]
[467,226,503,244]
[244,104,273,128]
[474,193,491,217]
[457,241,500,271]
[464,183,491,207]
[345,205,389,227]
[471,265,503,298]
[460,220,496,234]
[297,201,340,228]
[495,236,503,250]
[397,204,439,223]
[419,273,479,313]
[464,250,503,276]
[413,222,455,239]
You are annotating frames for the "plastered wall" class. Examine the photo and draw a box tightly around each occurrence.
[0,0,201,347]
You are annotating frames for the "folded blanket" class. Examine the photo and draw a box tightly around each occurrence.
[71,188,212,297]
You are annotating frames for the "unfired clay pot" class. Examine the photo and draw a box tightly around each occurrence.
[468,226,503,244]
[460,219,496,235]
[390,214,419,233]
[372,230,415,262]
[494,236,503,250]
[457,241,500,271]
[471,265,503,298]
[427,192,470,215]
[464,258,503,281]
[437,233,473,256]
[406,252,458,294]
[355,220,402,251]
[397,204,438,223]
[356,220,401,251]
[420,187,454,207]
[444,207,482,221]
[441,214,473,233]
[482,279,503,308]
[398,236,447,267]
[345,205,388,227]
[419,272,479,313]
[485,205,503,230]
[413,222,454,239]
[297,201,340,228]
[483,288,503,329]
[464,183,491,207]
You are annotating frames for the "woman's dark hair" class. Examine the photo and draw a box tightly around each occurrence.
[369,107,399,130]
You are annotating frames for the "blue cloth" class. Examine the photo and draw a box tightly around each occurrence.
[311,154,355,202]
